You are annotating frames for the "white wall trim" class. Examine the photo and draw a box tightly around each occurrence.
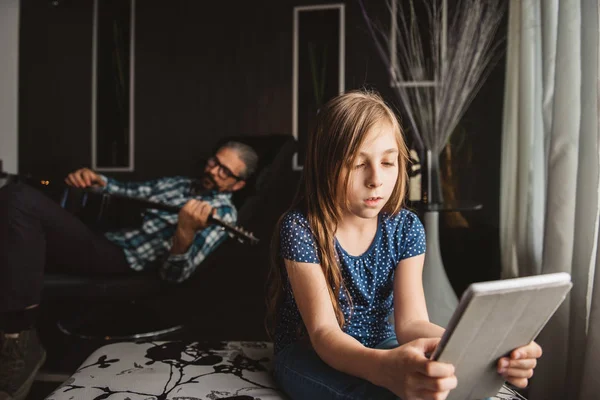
[0,0,20,173]
[91,0,98,170]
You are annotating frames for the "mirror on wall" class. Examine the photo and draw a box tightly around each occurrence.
[292,4,345,171]
[92,0,135,171]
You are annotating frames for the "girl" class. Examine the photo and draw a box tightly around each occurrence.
[266,90,541,400]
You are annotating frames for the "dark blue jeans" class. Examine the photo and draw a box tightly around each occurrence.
[273,337,401,400]
[274,337,496,400]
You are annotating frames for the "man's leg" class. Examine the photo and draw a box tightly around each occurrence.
[0,182,131,312]
[0,183,131,400]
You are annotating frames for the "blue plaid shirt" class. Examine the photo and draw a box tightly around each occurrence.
[101,176,236,283]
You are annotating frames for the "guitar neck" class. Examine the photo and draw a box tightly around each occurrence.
[0,175,259,245]
[104,191,257,244]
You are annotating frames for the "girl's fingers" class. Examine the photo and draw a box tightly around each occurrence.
[512,342,542,360]
[497,357,536,372]
[417,389,450,400]
[511,358,537,369]
[417,359,454,378]
[506,377,529,389]
[502,367,534,379]
[418,375,458,392]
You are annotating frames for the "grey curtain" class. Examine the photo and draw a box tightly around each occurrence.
[500,0,600,399]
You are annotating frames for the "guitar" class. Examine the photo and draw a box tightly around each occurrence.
[87,188,259,245]
[0,172,259,245]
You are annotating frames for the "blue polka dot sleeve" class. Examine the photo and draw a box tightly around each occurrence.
[279,211,320,264]
[399,211,426,260]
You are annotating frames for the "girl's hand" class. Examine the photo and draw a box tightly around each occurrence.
[381,338,457,400]
[497,341,542,388]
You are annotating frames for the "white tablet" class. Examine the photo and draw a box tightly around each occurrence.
[430,272,572,400]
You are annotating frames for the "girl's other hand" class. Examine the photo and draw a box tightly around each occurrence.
[381,337,457,400]
[497,341,542,388]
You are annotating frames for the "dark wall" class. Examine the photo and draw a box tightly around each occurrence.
[19,0,94,176]
[18,0,506,305]
[19,0,394,180]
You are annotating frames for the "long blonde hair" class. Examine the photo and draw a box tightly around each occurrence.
[266,89,410,336]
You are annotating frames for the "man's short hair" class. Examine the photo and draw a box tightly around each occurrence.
[219,141,259,180]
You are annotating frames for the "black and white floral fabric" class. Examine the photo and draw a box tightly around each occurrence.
[46,341,527,400]
[46,341,284,400]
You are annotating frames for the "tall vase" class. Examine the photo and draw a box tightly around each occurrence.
[422,211,458,327]
[424,149,444,206]
[421,149,458,327]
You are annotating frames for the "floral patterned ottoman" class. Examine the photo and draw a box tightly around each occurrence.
[45,341,527,400]
[46,341,283,400]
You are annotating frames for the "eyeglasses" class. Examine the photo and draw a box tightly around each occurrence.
[206,156,244,181]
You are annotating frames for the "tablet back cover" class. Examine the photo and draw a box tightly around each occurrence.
[435,275,572,400]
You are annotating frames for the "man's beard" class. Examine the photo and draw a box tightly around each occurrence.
[200,172,218,190]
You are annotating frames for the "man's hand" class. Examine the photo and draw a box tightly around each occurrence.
[497,341,542,388]
[65,168,106,188]
[380,338,457,400]
[171,200,214,255]
[177,200,214,233]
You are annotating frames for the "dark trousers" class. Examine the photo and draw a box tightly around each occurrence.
[0,183,131,313]
[274,338,400,400]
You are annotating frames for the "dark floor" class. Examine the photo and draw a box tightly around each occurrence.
[27,299,200,400]
[28,382,60,400]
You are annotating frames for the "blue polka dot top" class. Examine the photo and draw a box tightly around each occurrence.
[274,209,426,353]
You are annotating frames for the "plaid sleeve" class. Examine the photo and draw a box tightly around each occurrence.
[160,205,236,283]
[101,175,165,198]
